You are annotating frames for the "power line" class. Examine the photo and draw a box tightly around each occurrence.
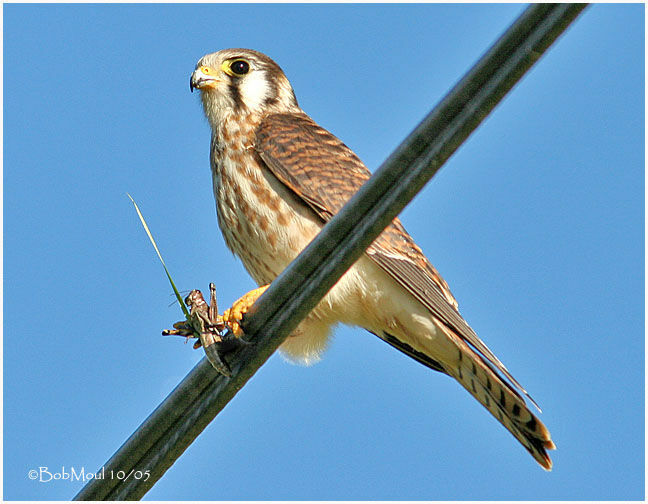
[74,4,587,500]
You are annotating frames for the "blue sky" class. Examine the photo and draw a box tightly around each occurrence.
[3,3,644,501]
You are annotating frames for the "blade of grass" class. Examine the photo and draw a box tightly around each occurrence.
[127,193,191,321]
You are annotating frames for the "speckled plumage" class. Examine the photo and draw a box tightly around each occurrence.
[190,48,555,469]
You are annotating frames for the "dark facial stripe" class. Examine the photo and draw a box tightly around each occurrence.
[263,69,279,107]
[228,81,244,111]
[263,92,278,107]
[261,61,298,108]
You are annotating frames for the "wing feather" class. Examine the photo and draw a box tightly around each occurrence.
[255,112,537,408]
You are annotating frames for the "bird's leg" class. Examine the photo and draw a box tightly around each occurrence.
[222,285,269,338]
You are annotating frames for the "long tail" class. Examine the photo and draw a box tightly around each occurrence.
[434,319,556,470]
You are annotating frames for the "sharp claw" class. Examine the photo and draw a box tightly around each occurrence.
[222,329,253,348]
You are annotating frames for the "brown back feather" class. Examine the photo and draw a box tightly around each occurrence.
[255,112,539,409]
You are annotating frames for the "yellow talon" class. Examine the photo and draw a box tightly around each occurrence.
[223,285,269,337]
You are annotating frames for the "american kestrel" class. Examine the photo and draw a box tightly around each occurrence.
[189,48,555,469]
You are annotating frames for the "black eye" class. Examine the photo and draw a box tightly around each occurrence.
[230,59,250,76]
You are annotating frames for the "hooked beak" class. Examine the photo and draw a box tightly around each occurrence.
[190,66,219,93]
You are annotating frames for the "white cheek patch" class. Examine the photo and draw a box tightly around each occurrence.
[239,71,271,112]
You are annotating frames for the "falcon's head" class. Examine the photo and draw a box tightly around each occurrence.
[190,48,299,126]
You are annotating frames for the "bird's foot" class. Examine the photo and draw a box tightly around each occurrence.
[222,285,269,338]
[163,283,262,376]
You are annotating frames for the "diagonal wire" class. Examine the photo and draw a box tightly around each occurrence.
[74,4,587,500]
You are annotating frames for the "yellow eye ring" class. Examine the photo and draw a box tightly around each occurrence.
[221,59,250,77]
